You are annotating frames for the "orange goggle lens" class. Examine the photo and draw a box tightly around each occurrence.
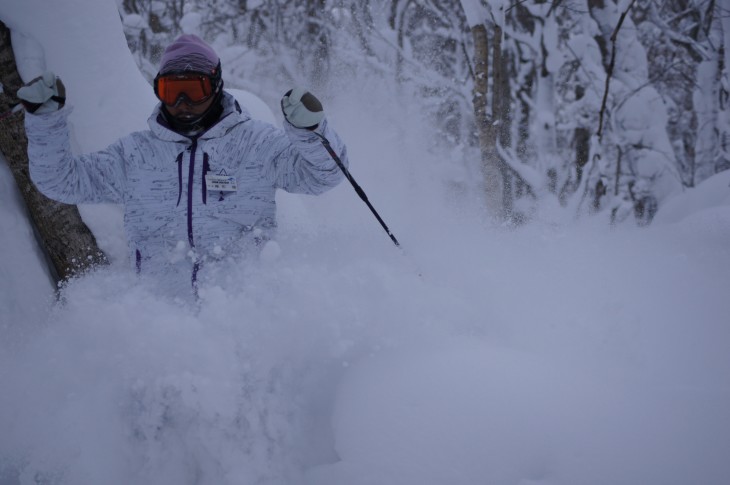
[155,74,215,106]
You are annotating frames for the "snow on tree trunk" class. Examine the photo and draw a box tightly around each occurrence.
[532,9,561,196]
[0,21,108,284]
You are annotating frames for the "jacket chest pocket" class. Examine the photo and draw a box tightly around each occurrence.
[208,188,237,204]
[202,187,244,218]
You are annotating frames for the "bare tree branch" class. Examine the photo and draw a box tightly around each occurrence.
[597,0,638,141]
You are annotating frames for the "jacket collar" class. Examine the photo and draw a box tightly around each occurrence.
[148,92,251,142]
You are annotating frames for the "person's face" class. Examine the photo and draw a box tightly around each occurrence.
[165,96,215,121]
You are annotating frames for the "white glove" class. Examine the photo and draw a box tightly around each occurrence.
[17,71,66,114]
[281,87,324,129]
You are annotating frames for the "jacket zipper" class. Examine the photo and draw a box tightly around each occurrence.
[202,152,210,205]
[175,151,184,207]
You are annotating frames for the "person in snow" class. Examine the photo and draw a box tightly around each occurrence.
[18,34,348,297]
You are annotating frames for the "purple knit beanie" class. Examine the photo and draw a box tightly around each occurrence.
[159,34,219,75]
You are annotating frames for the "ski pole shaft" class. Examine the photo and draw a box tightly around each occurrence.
[0,104,23,121]
[316,133,401,248]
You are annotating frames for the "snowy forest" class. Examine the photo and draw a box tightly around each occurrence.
[1,0,729,484]
[118,0,730,225]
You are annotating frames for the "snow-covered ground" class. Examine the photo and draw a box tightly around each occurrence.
[1,1,729,484]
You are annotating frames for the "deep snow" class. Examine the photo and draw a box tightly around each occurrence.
[1,1,729,484]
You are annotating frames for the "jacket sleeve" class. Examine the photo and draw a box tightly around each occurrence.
[260,117,348,195]
[25,108,127,204]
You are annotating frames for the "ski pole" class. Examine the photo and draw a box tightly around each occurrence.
[0,104,23,121]
[315,133,401,248]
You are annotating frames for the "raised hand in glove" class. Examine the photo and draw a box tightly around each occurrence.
[281,87,324,130]
[17,71,66,114]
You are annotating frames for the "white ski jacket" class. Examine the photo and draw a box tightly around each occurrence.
[25,93,347,294]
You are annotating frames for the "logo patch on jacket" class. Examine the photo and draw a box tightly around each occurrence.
[206,168,237,192]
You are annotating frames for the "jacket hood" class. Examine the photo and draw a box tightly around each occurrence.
[148,91,251,142]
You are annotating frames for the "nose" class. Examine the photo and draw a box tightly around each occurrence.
[171,93,195,108]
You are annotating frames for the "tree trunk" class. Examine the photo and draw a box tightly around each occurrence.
[471,22,505,219]
[391,0,413,84]
[0,21,108,284]
[306,0,330,86]
[716,3,730,174]
[492,23,514,215]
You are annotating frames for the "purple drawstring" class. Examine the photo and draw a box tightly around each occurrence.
[175,151,184,207]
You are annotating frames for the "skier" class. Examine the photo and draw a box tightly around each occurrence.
[18,34,348,298]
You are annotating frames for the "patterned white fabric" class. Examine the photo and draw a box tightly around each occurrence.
[25,93,348,295]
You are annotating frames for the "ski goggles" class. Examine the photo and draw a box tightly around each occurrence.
[154,68,221,106]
